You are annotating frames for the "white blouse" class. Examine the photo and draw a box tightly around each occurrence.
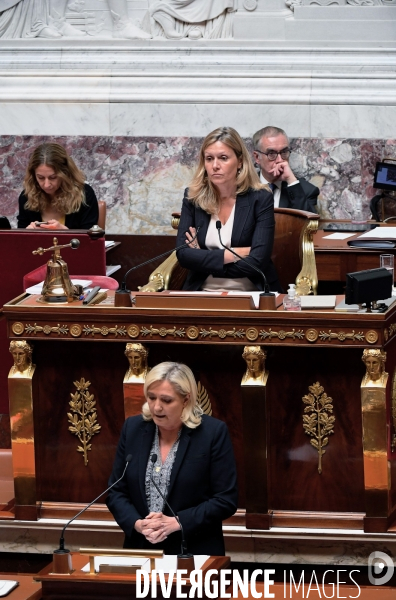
[202,206,257,292]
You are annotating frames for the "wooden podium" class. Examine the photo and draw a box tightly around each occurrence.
[4,291,396,533]
[35,553,229,600]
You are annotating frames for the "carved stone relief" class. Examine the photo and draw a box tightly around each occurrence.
[0,0,238,39]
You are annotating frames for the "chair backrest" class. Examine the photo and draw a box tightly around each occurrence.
[98,201,106,230]
[140,208,319,294]
[273,207,319,294]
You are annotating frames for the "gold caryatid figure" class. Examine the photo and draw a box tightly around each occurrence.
[361,348,387,386]
[241,345,267,386]
[124,343,149,383]
[9,340,34,377]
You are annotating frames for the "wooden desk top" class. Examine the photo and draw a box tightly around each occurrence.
[0,575,41,600]
[4,291,396,350]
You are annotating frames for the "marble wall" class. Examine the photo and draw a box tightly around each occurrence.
[1,135,395,232]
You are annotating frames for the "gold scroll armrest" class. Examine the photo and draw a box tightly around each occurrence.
[295,218,319,296]
[138,251,188,292]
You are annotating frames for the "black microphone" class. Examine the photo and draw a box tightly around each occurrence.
[115,227,201,305]
[55,454,132,555]
[216,220,273,295]
[150,454,192,559]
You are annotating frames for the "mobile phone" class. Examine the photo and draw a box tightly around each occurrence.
[35,221,49,226]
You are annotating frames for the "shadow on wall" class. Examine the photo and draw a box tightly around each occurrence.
[1,136,395,233]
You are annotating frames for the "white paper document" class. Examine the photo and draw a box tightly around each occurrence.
[26,279,92,295]
[82,554,209,574]
[356,227,396,240]
[323,232,356,240]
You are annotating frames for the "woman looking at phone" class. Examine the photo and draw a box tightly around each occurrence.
[17,143,99,230]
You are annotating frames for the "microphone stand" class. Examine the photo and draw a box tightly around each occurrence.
[150,454,194,574]
[114,228,200,307]
[52,455,132,574]
[216,221,276,310]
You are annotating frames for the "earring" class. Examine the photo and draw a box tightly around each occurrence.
[237,168,241,175]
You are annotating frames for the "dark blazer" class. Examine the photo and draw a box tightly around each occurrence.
[106,414,238,556]
[176,188,281,292]
[17,183,99,229]
[278,178,319,213]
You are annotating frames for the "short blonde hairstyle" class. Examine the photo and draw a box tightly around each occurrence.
[23,143,86,215]
[142,362,203,429]
[188,126,264,215]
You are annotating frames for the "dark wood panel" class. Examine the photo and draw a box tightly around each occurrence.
[34,340,127,503]
[267,346,366,513]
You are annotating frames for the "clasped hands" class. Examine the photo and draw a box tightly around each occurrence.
[134,512,180,544]
[268,160,297,185]
[27,220,68,230]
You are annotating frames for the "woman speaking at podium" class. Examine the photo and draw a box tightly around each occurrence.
[107,362,238,555]
[176,126,280,292]
[17,143,99,230]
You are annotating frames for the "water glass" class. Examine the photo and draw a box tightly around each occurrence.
[380,254,394,286]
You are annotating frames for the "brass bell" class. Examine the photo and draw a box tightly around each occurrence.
[32,237,81,303]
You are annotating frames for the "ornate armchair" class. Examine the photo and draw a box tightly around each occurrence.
[139,207,319,295]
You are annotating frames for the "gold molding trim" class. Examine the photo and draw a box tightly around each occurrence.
[200,327,245,340]
[246,327,259,341]
[25,323,69,335]
[365,330,379,344]
[306,329,319,342]
[197,382,212,415]
[70,324,82,337]
[389,323,396,339]
[302,382,335,474]
[141,325,185,338]
[68,378,101,466]
[187,326,199,340]
[83,325,127,337]
[260,328,304,341]
[295,218,319,296]
[11,322,24,335]
[128,325,140,338]
[318,330,365,342]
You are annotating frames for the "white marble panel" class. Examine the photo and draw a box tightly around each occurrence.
[310,105,396,138]
[109,103,312,137]
[0,103,110,136]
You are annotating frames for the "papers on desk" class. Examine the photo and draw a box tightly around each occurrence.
[26,279,92,295]
[0,581,19,596]
[105,240,116,248]
[348,227,396,248]
[300,295,336,309]
[323,232,357,240]
[81,555,209,574]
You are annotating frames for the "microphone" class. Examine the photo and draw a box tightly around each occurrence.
[216,221,276,309]
[55,454,132,556]
[150,454,192,560]
[114,227,200,307]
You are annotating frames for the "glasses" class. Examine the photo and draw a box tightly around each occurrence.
[255,148,291,161]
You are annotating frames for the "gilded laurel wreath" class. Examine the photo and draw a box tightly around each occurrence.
[302,382,335,474]
[68,378,101,466]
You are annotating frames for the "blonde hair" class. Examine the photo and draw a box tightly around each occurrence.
[188,126,264,215]
[142,362,203,429]
[23,143,86,215]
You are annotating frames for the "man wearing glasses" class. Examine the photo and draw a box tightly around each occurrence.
[252,126,319,213]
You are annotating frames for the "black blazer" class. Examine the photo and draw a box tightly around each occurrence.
[106,415,238,556]
[279,178,319,213]
[17,183,99,229]
[176,188,281,292]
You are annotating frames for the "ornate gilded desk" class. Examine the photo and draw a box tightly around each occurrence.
[4,292,396,533]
